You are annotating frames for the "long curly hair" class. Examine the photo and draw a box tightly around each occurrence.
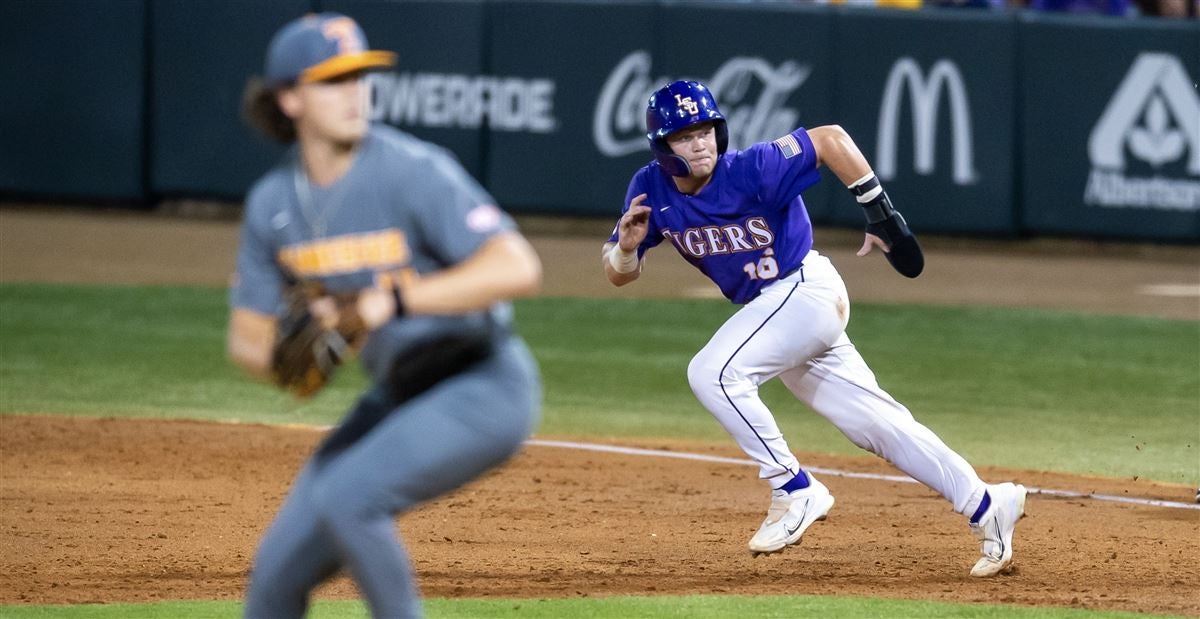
[241,77,296,144]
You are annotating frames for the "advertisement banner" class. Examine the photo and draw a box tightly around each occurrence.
[151,0,311,198]
[830,10,1017,235]
[485,2,837,221]
[0,0,146,200]
[655,3,837,224]
[10,0,1198,246]
[1021,15,1200,240]
[333,0,489,179]
[484,1,656,216]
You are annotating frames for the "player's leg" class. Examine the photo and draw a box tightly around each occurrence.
[778,332,1025,575]
[308,338,540,618]
[243,461,341,619]
[779,335,988,509]
[687,268,844,486]
[686,260,845,553]
[686,254,854,487]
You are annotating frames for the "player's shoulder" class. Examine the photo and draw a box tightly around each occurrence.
[369,124,457,167]
[367,123,422,155]
[727,128,812,173]
[368,124,471,183]
[739,128,810,153]
[629,161,664,190]
[743,128,812,162]
[243,154,295,221]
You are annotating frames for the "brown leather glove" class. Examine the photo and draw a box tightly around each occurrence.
[270,284,352,398]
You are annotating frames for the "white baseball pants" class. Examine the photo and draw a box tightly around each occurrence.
[687,250,986,514]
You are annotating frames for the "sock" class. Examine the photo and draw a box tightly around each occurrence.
[779,470,811,493]
[969,491,992,524]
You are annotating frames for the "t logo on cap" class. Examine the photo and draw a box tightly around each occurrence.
[322,16,364,54]
[264,12,396,88]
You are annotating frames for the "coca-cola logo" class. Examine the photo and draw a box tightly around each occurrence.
[593,50,809,158]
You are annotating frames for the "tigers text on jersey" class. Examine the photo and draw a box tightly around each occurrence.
[609,128,822,304]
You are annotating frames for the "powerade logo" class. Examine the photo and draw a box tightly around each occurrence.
[1085,53,1200,212]
[593,50,809,157]
[368,73,558,133]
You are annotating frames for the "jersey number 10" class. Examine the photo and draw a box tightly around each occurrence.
[742,248,780,281]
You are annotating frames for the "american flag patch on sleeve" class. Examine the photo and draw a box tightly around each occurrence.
[773,133,802,159]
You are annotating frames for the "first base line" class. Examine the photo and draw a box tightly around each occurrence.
[526,439,1200,512]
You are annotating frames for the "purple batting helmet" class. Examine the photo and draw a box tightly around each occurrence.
[645,80,729,177]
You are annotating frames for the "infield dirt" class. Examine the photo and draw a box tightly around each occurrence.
[1,207,1198,614]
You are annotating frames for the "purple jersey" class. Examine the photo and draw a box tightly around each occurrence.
[609,128,822,304]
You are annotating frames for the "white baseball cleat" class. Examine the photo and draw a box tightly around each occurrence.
[748,478,835,555]
[969,482,1027,577]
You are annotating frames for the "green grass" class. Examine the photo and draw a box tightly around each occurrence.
[1,595,1183,619]
[2,283,1197,618]
[1,283,1197,483]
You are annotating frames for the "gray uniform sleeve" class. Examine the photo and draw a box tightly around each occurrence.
[230,190,285,315]
[412,151,515,266]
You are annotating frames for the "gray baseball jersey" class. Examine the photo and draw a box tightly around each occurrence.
[237,124,541,618]
[231,124,515,384]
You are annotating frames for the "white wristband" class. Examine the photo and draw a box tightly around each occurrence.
[848,172,883,203]
[607,246,640,274]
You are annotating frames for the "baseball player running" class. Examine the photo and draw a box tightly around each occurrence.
[230,13,541,617]
[603,80,1026,577]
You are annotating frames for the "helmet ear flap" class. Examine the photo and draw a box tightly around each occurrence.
[651,139,693,177]
[714,118,729,155]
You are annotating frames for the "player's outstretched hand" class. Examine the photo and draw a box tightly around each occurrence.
[619,194,652,252]
[856,233,889,257]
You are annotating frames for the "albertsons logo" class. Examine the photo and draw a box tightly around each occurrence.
[1085,53,1200,212]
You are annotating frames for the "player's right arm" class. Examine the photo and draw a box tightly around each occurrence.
[227,185,287,382]
[603,193,651,286]
[228,308,275,380]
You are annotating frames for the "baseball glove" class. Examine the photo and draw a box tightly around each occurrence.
[270,283,362,398]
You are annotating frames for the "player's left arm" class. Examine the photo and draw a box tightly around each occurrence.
[357,231,541,328]
[354,147,543,328]
[807,124,924,278]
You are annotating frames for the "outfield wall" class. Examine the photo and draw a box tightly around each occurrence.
[1,1,1197,240]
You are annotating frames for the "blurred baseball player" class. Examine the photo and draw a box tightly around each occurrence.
[603,80,1026,577]
[230,13,541,617]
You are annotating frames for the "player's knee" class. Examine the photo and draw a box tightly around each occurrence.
[687,351,722,395]
[840,425,877,453]
[820,406,883,453]
[839,415,907,456]
[688,351,754,400]
[309,476,376,529]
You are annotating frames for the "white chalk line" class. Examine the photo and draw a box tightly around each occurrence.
[526,439,1200,512]
[1138,284,1200,298]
